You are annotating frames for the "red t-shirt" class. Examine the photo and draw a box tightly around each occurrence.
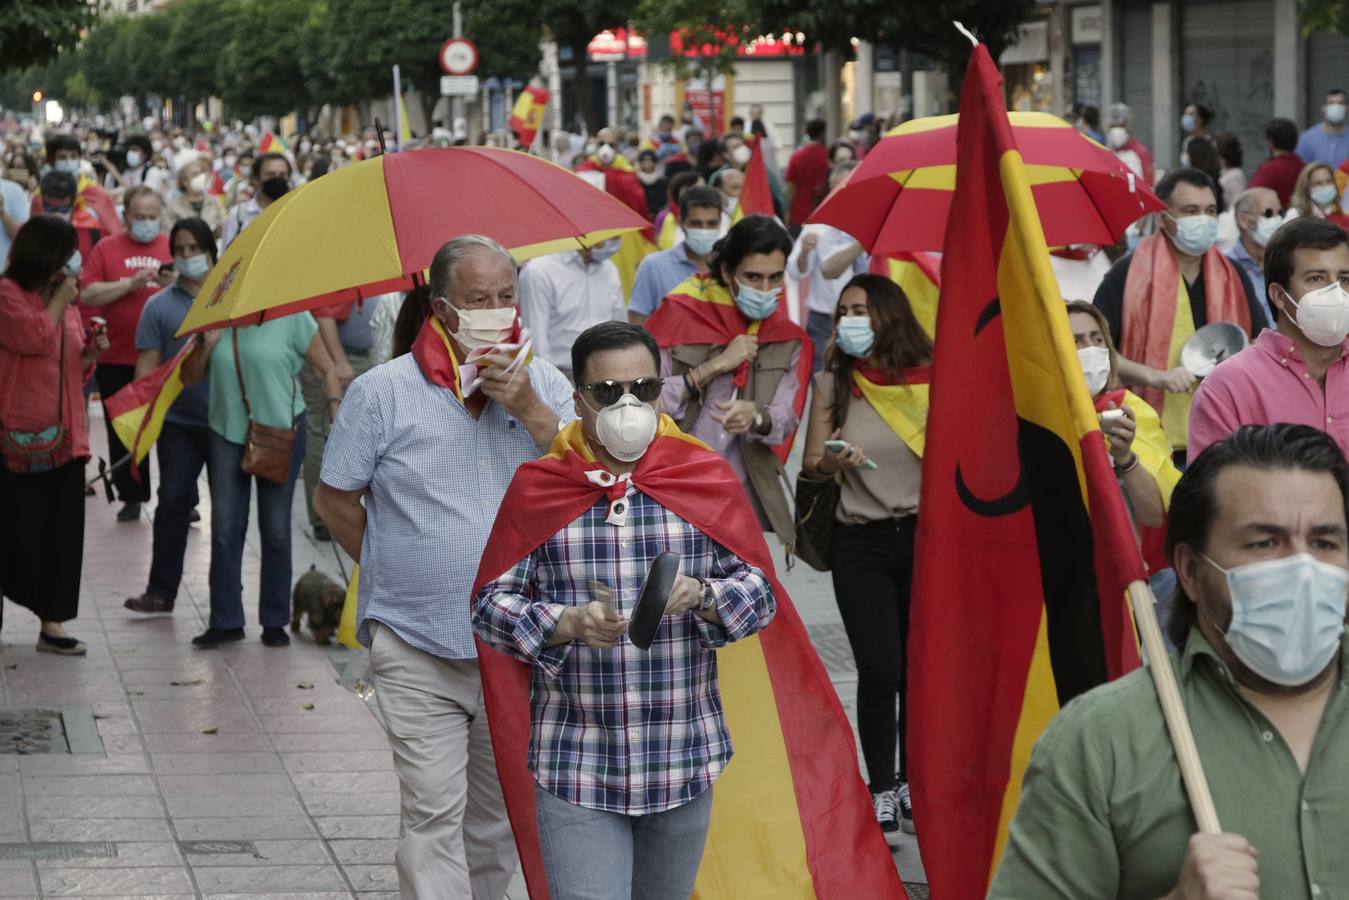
[785,142,830,225]
[79,232,172,366]
[1249,153,1305,208]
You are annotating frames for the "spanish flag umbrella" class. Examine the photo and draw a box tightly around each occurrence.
[807,110,1164,254]
[177,146,650,335]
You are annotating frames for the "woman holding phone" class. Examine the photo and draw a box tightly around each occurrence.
[800,273,931,842]
[0,215,108,654]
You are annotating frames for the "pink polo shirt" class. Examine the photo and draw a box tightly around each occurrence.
[1188,329,1349,463]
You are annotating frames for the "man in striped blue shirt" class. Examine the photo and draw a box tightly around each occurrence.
[316,235,575,899]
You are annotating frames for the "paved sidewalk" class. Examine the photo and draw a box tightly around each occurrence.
[0,407,926,898]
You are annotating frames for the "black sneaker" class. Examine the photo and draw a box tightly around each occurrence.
[192,627,245,648]
[261,627,291,648]
[116,501,142,522]
[872,790,901,844]
[898,783,915,834]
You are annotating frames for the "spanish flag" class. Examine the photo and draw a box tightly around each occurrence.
[103,342,195,481]
[472,418,903,899]
[509,84,549,149]
[257,131,290,155]
[644,269,812,465]
[871,251,941,339]
[909,45,1145,898]
[731,134,775,222]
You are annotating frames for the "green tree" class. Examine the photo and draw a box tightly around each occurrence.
[216,0,317,120]
[1299,0,1349,32]
[166,0,242,109]
[0,0,96,74]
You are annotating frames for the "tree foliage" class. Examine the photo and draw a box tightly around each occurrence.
[0,0,95,73]
[1299,0,1349,33]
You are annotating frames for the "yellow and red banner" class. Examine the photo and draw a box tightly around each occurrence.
[909,45,1145,898]
[103,342,194,480]
[509,84,550,149]
[258,131,290,155]
[852,365,930,458]
[472,418,903,899]
[731,134,775,222]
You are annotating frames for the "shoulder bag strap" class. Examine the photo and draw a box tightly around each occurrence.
[55,321,66,424]
[231,327,254,421]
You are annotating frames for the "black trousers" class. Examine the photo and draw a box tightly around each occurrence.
[95,363,151,502]
[0,460,84,629]
[829,516,917,794]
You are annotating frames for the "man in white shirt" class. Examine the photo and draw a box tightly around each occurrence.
[518,240,626,380]
[788,161,868,370]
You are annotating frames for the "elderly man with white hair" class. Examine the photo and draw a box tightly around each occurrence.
[1226,186,1283,327]
[1105,102,1155,184]
[315,234,576,899]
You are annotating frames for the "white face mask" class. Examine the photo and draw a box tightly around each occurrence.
[591,393,658,462]
[731,144,752,167]
[1247,214,1281,248]
[596,144,616,165]
[439,302,517,353]
[1203,552,1349,686]
[189,173,211,194]
[1077,345,1112,396]
[1166,213,1219,257]
[1283,281,1349,347]
[1107,126,1129,150]
[588,238,620,262]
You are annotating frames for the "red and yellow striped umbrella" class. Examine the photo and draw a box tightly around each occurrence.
[178,146,649,335]
[808,111,1163,254]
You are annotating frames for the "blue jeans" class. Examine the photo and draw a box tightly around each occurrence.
[206,415,306,631]
[535,783,713,900]
[147,421,209,601]
[806,310,833,373]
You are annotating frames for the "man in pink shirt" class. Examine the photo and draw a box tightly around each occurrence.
[1189,217,1349,462]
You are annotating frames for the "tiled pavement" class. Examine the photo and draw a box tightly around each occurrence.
[0,407,925,897]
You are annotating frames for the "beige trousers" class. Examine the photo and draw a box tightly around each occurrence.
[369,623,518,900]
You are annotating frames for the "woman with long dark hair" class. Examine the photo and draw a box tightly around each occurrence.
[0,215,108,653]
[800,273,932,841]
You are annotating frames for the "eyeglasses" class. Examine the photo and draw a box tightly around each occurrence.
[582,377,664,406]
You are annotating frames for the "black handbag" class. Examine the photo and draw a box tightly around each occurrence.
[793,473,840,572]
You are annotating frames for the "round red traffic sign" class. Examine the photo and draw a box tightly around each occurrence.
[439,37,479,76]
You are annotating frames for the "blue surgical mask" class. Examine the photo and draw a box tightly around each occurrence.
[125,150,144,168]
[175,253,211,280]
[129,219,161,243]
[1311,184,1340,209]
[836,315,875,358]
[1203,552,1348,686]
[1327,103,1347,126]
[684,227,718,256]
[63,250,82,279]
[1181,113,1197,133]
[1167,213,1218,257]
[54,159,80,175]
[733,280,779,320]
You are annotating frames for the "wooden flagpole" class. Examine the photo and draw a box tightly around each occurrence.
[1126,580,1221,833]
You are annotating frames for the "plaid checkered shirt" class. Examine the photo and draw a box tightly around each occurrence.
[473,484,776,815]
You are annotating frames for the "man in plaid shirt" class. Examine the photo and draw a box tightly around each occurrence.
[473,322,776,899]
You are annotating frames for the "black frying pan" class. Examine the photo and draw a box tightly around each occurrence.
[628,551,681,650]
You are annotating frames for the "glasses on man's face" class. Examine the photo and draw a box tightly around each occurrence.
[582,377,664,406]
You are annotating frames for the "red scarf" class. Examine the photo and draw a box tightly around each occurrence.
[1121,232,1250,413]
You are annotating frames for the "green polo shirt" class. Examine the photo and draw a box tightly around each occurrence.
[989,628,1349,900]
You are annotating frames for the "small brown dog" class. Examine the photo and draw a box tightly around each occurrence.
[290,566,345,645]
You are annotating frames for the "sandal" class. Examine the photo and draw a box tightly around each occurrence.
[36,632,87,655]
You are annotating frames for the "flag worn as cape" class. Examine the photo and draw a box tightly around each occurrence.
[644,273,812,464]
[908,45,1146,899]
[103,341,194,480]
[731,134,775,222]
[871,251,941,339]
[851,364,930,458]
[509,85,550,149]
[471,418,902,899]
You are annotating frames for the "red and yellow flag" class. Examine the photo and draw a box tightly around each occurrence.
[509,84,550,149]
[471,417,903,899]
[103,342,195,480]
[731,134,775,222]
[257,131,290,155]
[644,272,812,464]
[909,45,1145,898]
[871,251,941,338]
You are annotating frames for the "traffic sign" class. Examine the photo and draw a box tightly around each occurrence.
[439,37,478,75]
[441,75,480,96]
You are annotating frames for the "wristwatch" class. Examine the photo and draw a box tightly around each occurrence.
[697,579,716,612]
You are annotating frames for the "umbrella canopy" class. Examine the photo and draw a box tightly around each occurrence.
[808,111,1163,254]
[178,146,649,335]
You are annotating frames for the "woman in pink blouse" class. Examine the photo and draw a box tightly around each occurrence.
[0,215,108,654]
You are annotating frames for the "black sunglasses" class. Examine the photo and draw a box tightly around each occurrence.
[583,377,664,406]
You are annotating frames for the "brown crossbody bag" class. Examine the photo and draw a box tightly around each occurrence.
[232,328,295,485]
